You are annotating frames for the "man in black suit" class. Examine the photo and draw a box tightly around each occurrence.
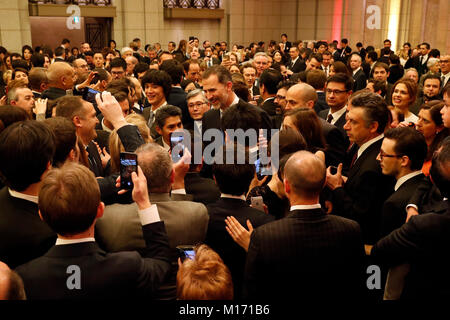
[184,88,210,135]
[258,68,283,117]
[377,127,428,236]
[55,96,104,177]
[160,59,191,125]
[285,82,348,167]
[252,53,271,97]
[205,144,274,298]
[318,73,353,132]
[0,121,56,269]
[16,163,171,300]
[371,137,450,299]
[286,47,306,76]
[326,91,395,244]
[41,62,76,100]
[243,150,365,300]
[280,33,292,55]
[349,53,367,92]
[416,42,431,77]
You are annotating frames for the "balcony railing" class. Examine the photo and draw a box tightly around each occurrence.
[163,0,220,9]
[29,0,112,5]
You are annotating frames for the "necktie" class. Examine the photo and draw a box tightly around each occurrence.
[420,56,423,64]
[327,114,333,123]
[147,110,154,128]
[442,75,446,88]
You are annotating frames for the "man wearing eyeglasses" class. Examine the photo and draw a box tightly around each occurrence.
[440,55,450,88]
[184,89,210,134]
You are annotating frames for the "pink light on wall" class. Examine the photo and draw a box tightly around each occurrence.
[332,0,343,41]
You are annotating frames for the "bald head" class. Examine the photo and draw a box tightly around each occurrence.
[285,83,318,111]
[0,261,26,300]
[47,62,75,89]
[284,151,326,199]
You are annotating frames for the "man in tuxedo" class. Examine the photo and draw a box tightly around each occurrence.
[372,62,393,105]
[371,137,450,299]
[440,55,450,89]
[326,91,395,244]
[416,42,431,77]
[329,42,341,62]
[42,62,76,100]
[0,121,56,269]
[319,73,352,132]
[55,96,104,177]
[286,47,306,75]
[184,88,210,134]
[258,68,283,117]
[242,65,257,98]
[339,38,351,62]
[377,127,427,236]
[205,144,274,298]
[321,51,332,77]
[280,33,292,55]
[244,150,365,300]
[350,53,367,92]
[252,53,270,96]
[16,162,171,300]
[160,59,190,125]
[285,83,348,167]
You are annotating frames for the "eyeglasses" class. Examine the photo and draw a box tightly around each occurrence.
[326,89,348,95]
[111,71,124,76]
[188,102,206,108]
[378,150,404,159]
[439,60,449,63]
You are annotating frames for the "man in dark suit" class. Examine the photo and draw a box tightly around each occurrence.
[184,88,210,135]
[327,91,395,244]
[377,127,428,236]
[205,144,274,298]
[280,33,292,55]
[16,163,171,300]
[285,82,348,167]
[251,53,271,97]
[55,96,104,177]
[41,62,75,100]
[318,73,353,133]
[258,68,283,117]
[371,62,393,105]
[349,53,367,92]
[286,47,306,76]
[0,121,57,269]
[371,137,450,299]
[416,42,431,77]
[244,150,365,300]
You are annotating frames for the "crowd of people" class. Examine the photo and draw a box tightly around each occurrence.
[0,33,449,301]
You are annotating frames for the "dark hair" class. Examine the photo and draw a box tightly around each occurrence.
[54,46,65,58]
[341,38,348,44]
[62,38,70,45]
[391,78,418,106]
[308,52,323,63]
[259,69,283,94]
[221,100,261,134]
[422,73,442,87]
[110,57,127,70]
[30,53,45,68]
[91,67,109,82]
[367,79,387,96]
[367,51,378,62]
[326,72,353,91]
[140,69,172,99]
[21,45,33,59]
[11,68,28,81]
[277,79,294,90]
[372,62,389,73]
[384,127,427,171]
[0,121,55,191]
[273,126,307,160]
[0,105,31,134]
[419,101,449,160]
[306,69,327,90]
[155,104,182,129]
[84,50,94,57]
[421,42,431,50]
[202,65,232,84]
[28,67,48,91]
[350,91,390,134]
[232,81,250,102]
[11,59,29,71]
[134,62,149,76]
[331,61,351,76]
[429,49,440,59]
[212,144,255,196]
[285,108,326,153]
[55,96,85,120]
[430,137,450,198]
[160,59,184,85]
[43,117,77,167]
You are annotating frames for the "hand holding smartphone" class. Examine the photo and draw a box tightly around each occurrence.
[120,152,138,189]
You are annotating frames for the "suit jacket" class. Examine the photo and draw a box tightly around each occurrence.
[282,41,292,54]
[16,221,171,300]
[319,118,349,167]
[318,108,347,131]
[205,198,274,298]
[288,57,306,74]
[371,206,450,299]
[142,107,160,139]
[352,69,367,92]
[167,87,191,126]
[244,208,366,300]
[332,138,395,244]
[41,87,67,100]
[380,173,426,237]
[260,97,279,116]
[416,55,430,76]
[314,91,328,115]
[0,187,56,269]
[184,172,220,205]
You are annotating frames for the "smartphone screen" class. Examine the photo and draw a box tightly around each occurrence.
[83,87,100,104]
[120,152,137,189]
[177,246,195,262]
[170,132,185,162]
[254,158,271,180]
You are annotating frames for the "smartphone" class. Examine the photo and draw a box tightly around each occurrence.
[120,152,138,189]
[254,158,271,180]
[251,196,265,212]
[177,245,195,262]
[170,131,185,162]
[83,87,101,104]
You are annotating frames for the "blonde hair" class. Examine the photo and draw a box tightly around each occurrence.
[109,113,152,173]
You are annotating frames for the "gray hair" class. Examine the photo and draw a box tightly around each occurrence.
[427,57,439,68]
[136,143,173,193]
[186,89,208,103]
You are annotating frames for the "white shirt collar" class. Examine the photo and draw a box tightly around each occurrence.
[231,93,240,107]
[421,54,428,62]
[357,134,384,159]
[290,204,321,211]
[8,188,38,204]
[395,171,423,191]
[152,100,167,112]
[352,67,361,75]
[291,56,299,64]
[101,118,113,133]
[56,238,95,246]
[327,105,347,125]
[194,120,202,132]
[220,193,246,201]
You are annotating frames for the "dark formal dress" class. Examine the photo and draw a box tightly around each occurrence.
[244,207,366,300]
[331,138,396,244]
[16,221,171,300]
[0,188,56,269]
[205,197,274,299]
